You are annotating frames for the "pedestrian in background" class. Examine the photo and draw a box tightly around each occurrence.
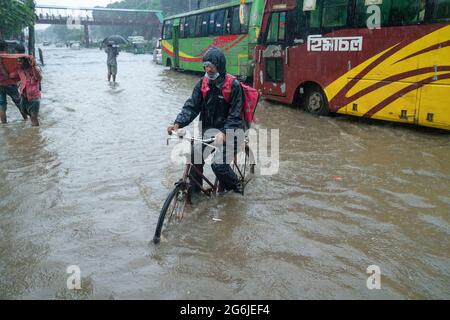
[105,43,119,84]
[0,40,27,123]
[12,56,42,126]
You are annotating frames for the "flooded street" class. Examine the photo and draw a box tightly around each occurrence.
[0,47,449,299]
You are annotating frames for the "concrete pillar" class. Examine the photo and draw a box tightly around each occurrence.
[38,48,44,66]
[28,25,35,56]
[84,24,90,48]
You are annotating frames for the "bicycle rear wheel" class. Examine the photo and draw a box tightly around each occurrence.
[153,184,188,244]
[232,145,255,194]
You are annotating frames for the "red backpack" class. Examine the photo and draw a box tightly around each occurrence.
[201,74,259,127]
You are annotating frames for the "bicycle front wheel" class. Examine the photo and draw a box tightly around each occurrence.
[153,184,188,244]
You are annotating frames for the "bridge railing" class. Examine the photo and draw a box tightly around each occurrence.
[35,6,163,25]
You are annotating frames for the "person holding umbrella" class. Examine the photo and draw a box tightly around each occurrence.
[105,43,119,84]
[103,35,127,84]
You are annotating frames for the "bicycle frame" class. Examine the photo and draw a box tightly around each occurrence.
[154,131,254,244]
[168,131,251,199]
[182,137,221,197]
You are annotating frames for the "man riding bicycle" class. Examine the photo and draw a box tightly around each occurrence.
[166,47,244,194]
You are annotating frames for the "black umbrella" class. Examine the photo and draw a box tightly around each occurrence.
[102,35,128,46]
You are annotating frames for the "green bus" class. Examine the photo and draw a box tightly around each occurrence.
[161,0,265,80]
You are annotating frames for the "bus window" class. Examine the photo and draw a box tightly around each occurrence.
[189,15,197,37]
[225,8,233,34]
[184,17,190,38]
[279,12,286,40]
[180,17,185,38]
[209,11,216,35]
[230,5,251,34]
[231,6,241,34]
[266,12,286,43]
[431,0,450,22]
[214,10,226,35]
[201,13,209,37]
[265,58,283,82]
[267,13,279,42]
[163,20,173,39]
[286,10,298,44]
[309,1,323,29]
[240,4,252,34]
[389,0,423,25]
[195,14,202,37]
[322,0,348,27]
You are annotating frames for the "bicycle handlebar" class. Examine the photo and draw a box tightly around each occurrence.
[168,130,216,147]
[202,137,216,144]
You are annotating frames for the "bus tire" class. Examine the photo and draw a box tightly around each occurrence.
[303,87,329,116]
[166,58,172,69]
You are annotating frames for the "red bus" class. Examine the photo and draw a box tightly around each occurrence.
[253,0,450,130]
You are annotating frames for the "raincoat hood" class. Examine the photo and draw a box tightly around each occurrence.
[203,46,227,76]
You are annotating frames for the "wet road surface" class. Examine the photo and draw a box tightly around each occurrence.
[0,47,449,299]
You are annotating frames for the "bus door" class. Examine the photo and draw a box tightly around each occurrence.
[172,19,180,69]
[417,24,450,129]
[260,11,288,97]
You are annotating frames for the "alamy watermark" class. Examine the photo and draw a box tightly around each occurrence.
[169,123,279,176]
[67,265,81,290]
[366,265,381,290]
[366,3,381,29]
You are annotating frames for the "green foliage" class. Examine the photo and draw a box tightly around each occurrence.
[109,0,162,10]
[20,0,235,44]
[0,0,36,39]
[90,0,170,42]
[89,1,233,41]
[41,25,84,42]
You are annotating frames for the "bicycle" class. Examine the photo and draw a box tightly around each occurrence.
[153,129,255,244]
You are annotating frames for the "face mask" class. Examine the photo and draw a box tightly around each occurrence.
[205,72,220,81]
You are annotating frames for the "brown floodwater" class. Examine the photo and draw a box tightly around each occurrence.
[0,47,449,299]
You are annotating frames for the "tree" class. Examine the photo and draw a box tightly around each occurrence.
[83,0,214,42]
[90,0,166,42]
[39,25,84,43]
[0,0,36,39]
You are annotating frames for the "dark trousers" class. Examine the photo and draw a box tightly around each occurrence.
[190,139,239,192]
[0,85,21,112]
